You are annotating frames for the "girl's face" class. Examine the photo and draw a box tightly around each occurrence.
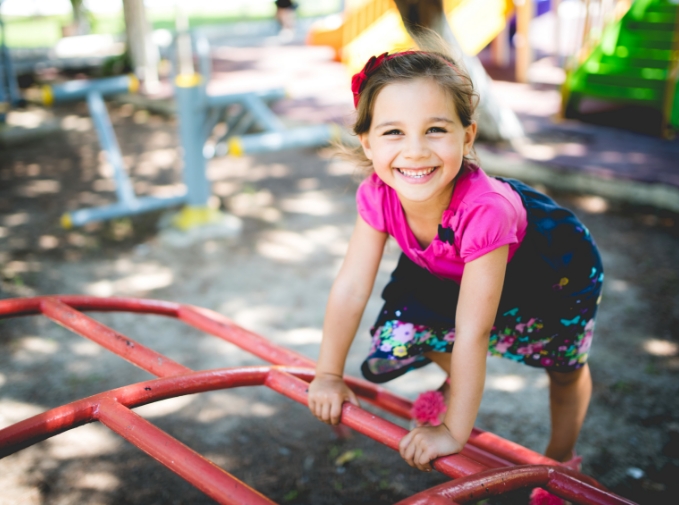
[359,77,476,207]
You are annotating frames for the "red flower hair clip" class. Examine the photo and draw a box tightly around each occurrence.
[351,52,389,108]
[351,50,458,108]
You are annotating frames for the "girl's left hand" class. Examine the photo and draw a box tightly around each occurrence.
[398,424,464,472]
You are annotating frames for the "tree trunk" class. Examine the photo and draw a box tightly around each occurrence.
[392,0,524,142]
[122,0,159,91]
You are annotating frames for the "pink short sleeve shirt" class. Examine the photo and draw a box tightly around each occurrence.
[356,166,528,283]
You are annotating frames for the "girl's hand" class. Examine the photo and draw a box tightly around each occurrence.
[308,373,360,425]
[398,424,464,472]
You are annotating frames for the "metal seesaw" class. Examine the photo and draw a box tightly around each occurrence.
[0,295,638,505]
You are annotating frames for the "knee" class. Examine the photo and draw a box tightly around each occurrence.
[547,364,590,387]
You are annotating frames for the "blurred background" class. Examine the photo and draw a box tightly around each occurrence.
[1,1,678,504]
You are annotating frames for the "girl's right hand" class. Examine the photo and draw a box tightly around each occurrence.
[308,373,360,425]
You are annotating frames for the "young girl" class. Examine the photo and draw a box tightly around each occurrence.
[307,50,603,484]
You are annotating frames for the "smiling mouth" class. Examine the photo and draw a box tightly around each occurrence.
[396,167,437,178]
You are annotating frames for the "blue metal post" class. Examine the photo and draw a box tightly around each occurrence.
[44,75,138,106]
[228,124,339,156]
[59,76,189,228]
[87,91,136,205]
[0,5,21,123]
[175,73,210,207]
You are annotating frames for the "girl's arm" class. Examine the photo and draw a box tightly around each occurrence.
[399,245,508,471]
[308,215,387,425]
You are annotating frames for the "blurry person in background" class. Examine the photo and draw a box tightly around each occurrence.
[274,0,297,40]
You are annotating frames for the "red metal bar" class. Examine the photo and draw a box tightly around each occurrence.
[0,367,272,458]
[0,397,99,458]
[264,368,489,479]
[0,295,179,319]
[40,298,191,377]
[0,297,640,505]
[178,304,315,369]
[0,297,538,466]
[97,397,276,505]
[395,465,637,505]
[467,428,559,466]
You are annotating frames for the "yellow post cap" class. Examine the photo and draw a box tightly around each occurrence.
[171,206,222,231]
[42,84,54,107]
[175,73,203,88]
[128,74,140,94]
[61,213,73,229]
[227,137,244,157]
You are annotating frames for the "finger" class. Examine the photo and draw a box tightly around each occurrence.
[413,445,426,471]
[416,447,433,472]
[401,436,417,467]
[330,398,342,425]
[314,401,324,421]
[399,430,414,457]
[347,390,360,407]
[321,401,332,424]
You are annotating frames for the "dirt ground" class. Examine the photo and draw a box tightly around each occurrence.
[1,74,679,504]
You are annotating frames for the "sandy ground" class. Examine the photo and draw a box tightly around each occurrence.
[1,52,679,505]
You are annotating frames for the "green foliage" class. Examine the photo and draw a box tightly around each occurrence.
[99,50,132,77]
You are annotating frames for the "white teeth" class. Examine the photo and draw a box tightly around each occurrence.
[397,167,436,178]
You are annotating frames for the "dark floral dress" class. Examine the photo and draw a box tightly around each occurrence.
[361,178,604,383]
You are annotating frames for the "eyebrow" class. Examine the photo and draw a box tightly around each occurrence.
[374,117,455,129]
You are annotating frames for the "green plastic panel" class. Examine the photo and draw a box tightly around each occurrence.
[563,0,679,132]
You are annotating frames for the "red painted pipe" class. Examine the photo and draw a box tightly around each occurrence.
[98,397,276,505]
[264,368,489,479]
[0,397,99,458]
[0,297,640,505]
[0,295,179,319]
[0,367,272,459]
[0,296,542,466]
[40,298,191,377]
[467,428,558,466]
[395,465,637,505]
[0,364,638,505]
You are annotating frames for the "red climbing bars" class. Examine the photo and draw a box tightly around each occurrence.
[0,296,639,505]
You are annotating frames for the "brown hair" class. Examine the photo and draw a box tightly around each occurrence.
[346,49,479,175]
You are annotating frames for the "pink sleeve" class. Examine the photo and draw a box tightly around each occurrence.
[457,193,521,263]
[356,175,387,232]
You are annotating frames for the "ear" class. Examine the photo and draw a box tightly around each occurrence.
[463,121,477,157]
[358,133,373,160]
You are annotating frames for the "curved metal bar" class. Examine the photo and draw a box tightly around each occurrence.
[41,298,190,377]
[264,368,489,480]
[0,296,572,468]
[0,296,638,505]
[98,397,276,505]
[395,464,637,505]
[0,367,273,458]
[0,295,180,319]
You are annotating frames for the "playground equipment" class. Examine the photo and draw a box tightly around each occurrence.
[307,0,514,74]
[0,295,639,505]
[39,75,192,229]
[47,32,336,229]
[309,0,524,142]
[562,0,679,136]
[0,0,22,124]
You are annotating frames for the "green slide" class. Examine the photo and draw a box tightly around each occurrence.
[562,0,679,136]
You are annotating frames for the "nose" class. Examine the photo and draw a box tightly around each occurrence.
[403,134,429,160]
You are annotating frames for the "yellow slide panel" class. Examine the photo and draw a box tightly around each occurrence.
[445,0,513,57]
[342,9,414,74]
[309,0,513,74]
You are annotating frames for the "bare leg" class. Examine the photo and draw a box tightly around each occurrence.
[545,363,592,462]
[424,351,451,400]
[425,351,451,374]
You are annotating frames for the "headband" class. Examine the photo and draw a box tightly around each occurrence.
[350,51,458,108]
